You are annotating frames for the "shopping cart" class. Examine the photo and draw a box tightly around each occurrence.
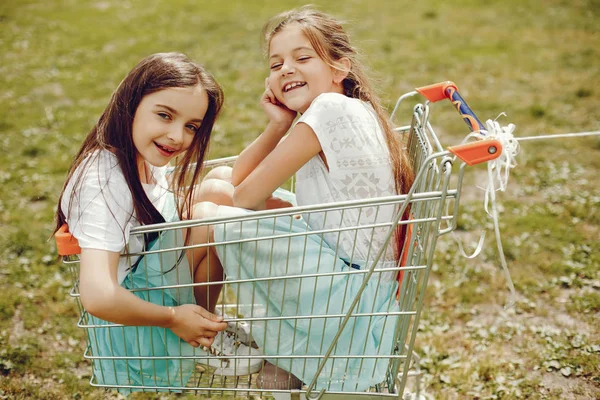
[56,81,503,399]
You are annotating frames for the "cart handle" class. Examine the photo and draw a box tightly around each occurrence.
[417,81,502,165]
[416,81,485,133]
[55,224,81,256]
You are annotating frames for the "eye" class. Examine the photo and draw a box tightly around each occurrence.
[270,62,283,70]
[186,124,199,133]
[157,112,171,120]
[297,56,311,62]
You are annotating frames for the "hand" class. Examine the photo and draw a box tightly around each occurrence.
[167,304,227,348]
[265,195,294,210]
[261,78,297,130]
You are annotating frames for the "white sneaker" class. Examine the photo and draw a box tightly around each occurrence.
[214,308,257,347]
[209,331,263,376]
[225,320,256,347]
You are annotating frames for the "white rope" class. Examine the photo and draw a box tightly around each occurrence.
[456,125,599,308]
[485,149,517,309]
[455,118,519,308]
[516,130,600,142]
[453,229,486,259]
[480,119,519,308]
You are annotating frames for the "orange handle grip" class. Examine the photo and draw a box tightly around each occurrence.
[416,81,458,103]
[55,224,81,256]
[417,80,487,133]
[448,139,503,166]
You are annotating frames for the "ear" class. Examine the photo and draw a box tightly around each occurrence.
[332,57,351,84]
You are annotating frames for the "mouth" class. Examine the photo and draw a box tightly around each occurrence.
[154,142,177,157]
[283,81,306,93]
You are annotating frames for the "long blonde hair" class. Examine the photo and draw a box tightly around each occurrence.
[263,6,415,259]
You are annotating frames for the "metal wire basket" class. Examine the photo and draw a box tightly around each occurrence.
[57,82,501,399]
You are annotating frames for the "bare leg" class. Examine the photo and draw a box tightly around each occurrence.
[193,178,234,207]
[185,166,252,310]
[185,201,223,312]
[193,246,223,313]
[190,166,234,207]
[204,165,233,183]
[185,199,247,312]
[183,167,233,309]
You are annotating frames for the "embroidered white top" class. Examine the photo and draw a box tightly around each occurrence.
[295,93,397,271]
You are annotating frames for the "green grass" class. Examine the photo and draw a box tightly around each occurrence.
[1,0,599,398]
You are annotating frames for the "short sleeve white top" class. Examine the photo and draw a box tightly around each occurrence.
[60,149,171,284]
[295,93,397,267]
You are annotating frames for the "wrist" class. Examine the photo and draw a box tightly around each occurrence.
[267,121,292,135]
[163,306,176,328]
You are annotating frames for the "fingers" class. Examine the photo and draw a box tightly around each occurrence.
[201,328,220,338]
[197,336,215,348]
[195,305,223,322]
[187,328,219,348]
[262,87,277,105]
[188,336,214,348]
[195,306,228,331]
[263,78,280,105]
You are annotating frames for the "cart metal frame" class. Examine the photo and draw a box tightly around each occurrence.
[57,82,501,399]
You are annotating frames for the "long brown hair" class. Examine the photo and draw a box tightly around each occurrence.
[55,52,224,245]
[263,7,415,261]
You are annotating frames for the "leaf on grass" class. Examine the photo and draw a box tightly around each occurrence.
[560,367,572,377]
[570,334,586,348]
[545,360,561,371]
[588,344,600,353]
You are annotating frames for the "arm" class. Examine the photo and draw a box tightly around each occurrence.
[231,122,290,186]
[231,80,297,187]
[79,248,227,347]
[233,122,322,210]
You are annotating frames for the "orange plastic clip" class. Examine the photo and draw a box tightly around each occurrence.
[416,81,458,103]
[55,224,81,256]
[448,139,503,166]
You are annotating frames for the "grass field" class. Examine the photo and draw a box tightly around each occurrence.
[0,0,598,399]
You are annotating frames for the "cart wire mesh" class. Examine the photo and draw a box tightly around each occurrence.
[59,83,496,399]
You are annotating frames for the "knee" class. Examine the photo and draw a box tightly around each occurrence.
[190,202,218,243]
[204,166,233,182]
[194,178,234,207]
[191,201,220,220]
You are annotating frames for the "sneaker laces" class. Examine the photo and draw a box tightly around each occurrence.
[211,331,242,357]
[214,308,255,346]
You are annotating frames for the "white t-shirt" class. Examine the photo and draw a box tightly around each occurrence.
[295,93,397,269]
[61,149,171,284]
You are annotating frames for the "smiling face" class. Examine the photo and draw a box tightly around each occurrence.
[267,23,346,114]
[131,86,209,176]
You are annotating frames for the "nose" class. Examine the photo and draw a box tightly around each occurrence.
[167,125,185,145]
[280,60,295,76]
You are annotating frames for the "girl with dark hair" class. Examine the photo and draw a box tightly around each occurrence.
[55,52,261,391]
[210,7,415,392]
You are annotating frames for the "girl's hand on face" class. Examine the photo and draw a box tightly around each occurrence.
[261,78,297,130]
[168,304,227,347]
